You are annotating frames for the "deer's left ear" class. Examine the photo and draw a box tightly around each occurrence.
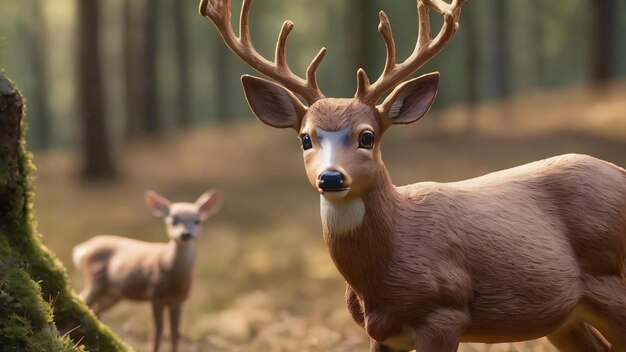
[196,190,223,221]
[377,72,439,127]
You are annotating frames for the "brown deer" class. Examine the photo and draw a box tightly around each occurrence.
[72,190,222,352]
[200,0,626,351]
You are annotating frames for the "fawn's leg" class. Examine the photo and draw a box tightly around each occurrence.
[91,293,120,316]
[79,283,103,307]
[169,303,183,352]
[151,301,165,352]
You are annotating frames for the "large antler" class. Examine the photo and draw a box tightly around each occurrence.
[199,0,326,105]
[355,0,468,105]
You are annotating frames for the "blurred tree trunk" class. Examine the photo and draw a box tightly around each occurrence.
[139,0,160,133]
[214,45,230,123]
[590,0,616,86]
[353,0,376,74]
[173,0,190,127]
[464,4,478,132]
[77,0,115,180]
[489,0,510,99]
[28,0,52,150]
[123,0,141,140]
[532,1,546,88]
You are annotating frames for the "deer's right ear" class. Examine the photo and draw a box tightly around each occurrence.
[241,75,307,130]
[144,191,171,217]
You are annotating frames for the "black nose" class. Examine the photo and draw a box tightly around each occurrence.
[319,171,345,191]
[181,233,192,241]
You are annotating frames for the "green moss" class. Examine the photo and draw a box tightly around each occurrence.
[0,264,78,352]
[0,74,132,351]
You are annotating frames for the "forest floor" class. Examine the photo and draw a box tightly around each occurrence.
[32,82,626,352]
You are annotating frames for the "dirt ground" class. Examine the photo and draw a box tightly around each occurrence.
[32,83,626,351]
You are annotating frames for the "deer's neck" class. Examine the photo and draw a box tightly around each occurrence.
[164,240,196,276]
[322,168,399,294]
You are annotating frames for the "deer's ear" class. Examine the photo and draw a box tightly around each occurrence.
[144,190,171,217]
[196,190,222,221]
[378,72,439,126]
[241,75,306,130]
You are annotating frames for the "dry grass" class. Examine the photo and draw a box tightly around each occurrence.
[32,82,626,351]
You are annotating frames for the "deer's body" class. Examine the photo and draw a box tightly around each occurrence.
[336,153,626,349]
[74,235,195,304]
[73,191,221,352]
[201,0,626,349]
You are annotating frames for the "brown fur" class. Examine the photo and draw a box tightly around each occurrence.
[331,152,626,351]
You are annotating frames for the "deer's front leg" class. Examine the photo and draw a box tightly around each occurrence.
[413,309,468,352]
[169,303,183,352]
[151,301,165,352]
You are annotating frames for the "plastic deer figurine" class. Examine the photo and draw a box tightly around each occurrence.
[72,190,222,352]
[201,0,626,351]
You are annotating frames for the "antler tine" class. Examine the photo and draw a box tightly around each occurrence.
[417,0,432,49]
[276,21,294,70]
[199,0,228,24]
[200,0,326,104]
[240,0,252,45]
[356,0,467,105]
[356,68,371,101]
[307,48,327,93]
[354,11,396,101]
[378,11,396,76]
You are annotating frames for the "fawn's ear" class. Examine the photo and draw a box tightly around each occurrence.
[377,72,439,127]
[144,190,171,217]
[241,75,307,130]
[196,190,222,221]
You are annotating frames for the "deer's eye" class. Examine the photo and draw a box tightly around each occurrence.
[171,217,180,225]
[359,131,375,149]
[301,134,313,150]
[194,219,200,225]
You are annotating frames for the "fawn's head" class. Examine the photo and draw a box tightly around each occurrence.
[144,190,222,243]
[201,0,466,201]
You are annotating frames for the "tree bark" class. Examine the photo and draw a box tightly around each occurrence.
[0,77,23,191]
[77,0,115,180]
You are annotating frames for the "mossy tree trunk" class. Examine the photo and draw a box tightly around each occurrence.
[0,74,131,351]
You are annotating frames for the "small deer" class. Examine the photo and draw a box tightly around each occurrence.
[72,190,222,352]
[201,0,626,351]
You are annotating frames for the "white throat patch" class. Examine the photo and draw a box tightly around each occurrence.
[320,196,365,235]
